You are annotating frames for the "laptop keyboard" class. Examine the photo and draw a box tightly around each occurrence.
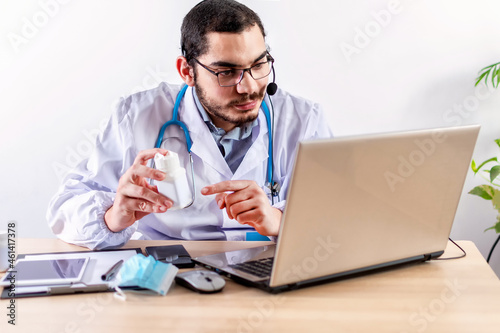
[229,257,274,278]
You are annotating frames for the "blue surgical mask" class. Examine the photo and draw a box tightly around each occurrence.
[111,254,178,298]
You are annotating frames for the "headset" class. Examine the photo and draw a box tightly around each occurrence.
[154,70,280,204]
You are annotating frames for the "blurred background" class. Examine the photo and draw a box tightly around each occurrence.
[1,0,500,275]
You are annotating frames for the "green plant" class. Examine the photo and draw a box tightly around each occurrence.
[469,142,500,233]
[475,62,500,87]
[470,62,500,262]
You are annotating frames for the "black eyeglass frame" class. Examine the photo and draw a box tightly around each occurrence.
[193,53,275,87]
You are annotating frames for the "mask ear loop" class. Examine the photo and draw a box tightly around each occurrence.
[108,273,127,301]
[113,285,127,301]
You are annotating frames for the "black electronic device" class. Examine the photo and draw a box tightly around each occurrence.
[145,244,195,268]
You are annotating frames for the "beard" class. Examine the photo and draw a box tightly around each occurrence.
[194,78,265,128]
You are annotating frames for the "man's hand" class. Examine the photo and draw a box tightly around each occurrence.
[104,149,174,232]
[201,180,282,237]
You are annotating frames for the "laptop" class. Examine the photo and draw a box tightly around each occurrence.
[193,125,480,293]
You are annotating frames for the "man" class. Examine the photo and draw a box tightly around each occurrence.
[47,0,332,250]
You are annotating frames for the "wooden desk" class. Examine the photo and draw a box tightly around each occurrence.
[1,239,500,333]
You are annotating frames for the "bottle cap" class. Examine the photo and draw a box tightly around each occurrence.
[154,152,186,179]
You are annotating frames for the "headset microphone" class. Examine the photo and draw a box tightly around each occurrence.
[266,67,278,96]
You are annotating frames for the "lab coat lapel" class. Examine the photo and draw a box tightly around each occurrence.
[232,111,269,181]
[180,87,233,179]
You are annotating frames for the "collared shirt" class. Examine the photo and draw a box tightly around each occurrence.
[193,89,258,173]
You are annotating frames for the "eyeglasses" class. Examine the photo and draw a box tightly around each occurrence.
[193,54,274,87]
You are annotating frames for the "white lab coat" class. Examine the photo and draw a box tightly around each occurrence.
[47,83,333,249]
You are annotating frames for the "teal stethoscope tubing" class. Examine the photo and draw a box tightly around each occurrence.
[155,84,193,151]
[154,84,277,203]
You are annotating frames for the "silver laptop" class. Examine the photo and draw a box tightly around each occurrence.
[193,125,480,293]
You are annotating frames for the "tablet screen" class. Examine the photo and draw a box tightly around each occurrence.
[1,258,89,286]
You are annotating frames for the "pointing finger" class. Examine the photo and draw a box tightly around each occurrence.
[215,193,227,209]
[201,180,252,195]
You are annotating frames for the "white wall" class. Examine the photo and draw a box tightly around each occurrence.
[1,0,500,275]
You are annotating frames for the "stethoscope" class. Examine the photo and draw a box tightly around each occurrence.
[153,84,280,206]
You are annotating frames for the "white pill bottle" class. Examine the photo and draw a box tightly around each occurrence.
[154,152,192,210]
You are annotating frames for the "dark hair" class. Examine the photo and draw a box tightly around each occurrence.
[181,0,266,64]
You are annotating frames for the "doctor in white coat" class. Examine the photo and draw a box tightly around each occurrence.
[47,0,332,250]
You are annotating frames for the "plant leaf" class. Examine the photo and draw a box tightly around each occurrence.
[478,63,495,73]
[472,157,498,174]
[471,159,478,172]
[493,192,500,213]
[492,66,498,87]
[495,139,500,148]
[475,70,489,86]
[484,221,500,233]
[494,221,500,233]
[485,226,495,232]
[491,165,500,183]
[469,185,494,200]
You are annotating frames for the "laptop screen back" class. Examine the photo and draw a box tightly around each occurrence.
[270,125,479,287]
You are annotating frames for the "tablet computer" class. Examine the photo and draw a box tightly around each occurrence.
[0,257,90,287]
